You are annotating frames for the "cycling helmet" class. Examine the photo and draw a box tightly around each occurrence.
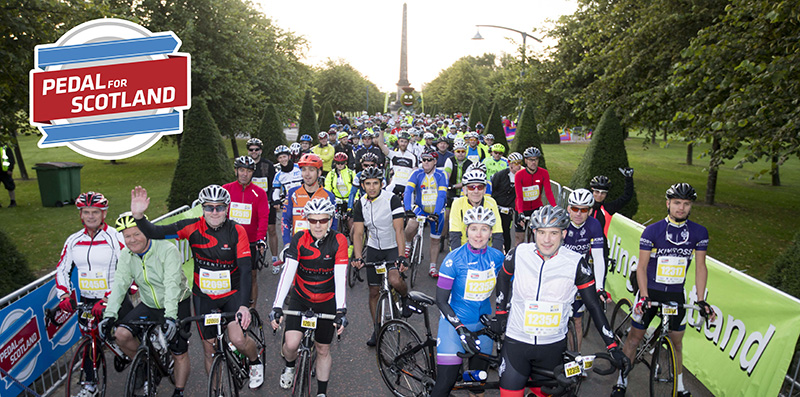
[397,132,410,141]
[303,198,336,217]
[318,131,328,139]
[329,124,338,129]
[453,140,468,151]
[343,124,351,132]
[475,123,485,130]
[274,145,291,157]
[423,132,435,140]
[491,143,505,153]
[116,211,147,232]
[436,136,449,144]
[463,206,496,227]
[529,205,570,230]
[289,143,302,155]
[466,162,487,174]
[360,167,384,182]
[665,183,697,201]
[421,149,438,159]
[246,138,263,148]
[333,152,348,163]
[465,132,479,140]
[298,153,323,169]
[568,188,595,207]
[300,134,313,142]
[589,175,611,191]
[360,152,379,164]
[338,131,349,140]
[234,155,257,170]
[523,147,542,158]
[508,152,523,163]
[362,131,374,139]
[462,169,487,185]
[409,128,420,136]
[76,191,109,210]
[484,134,495,140]
[198,185,231,205]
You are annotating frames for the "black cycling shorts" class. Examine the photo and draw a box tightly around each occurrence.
[192,294,243,340]
[0,172,14,191]
[633,289,687,332]
[119,299,191,355]
[499,337,567,391]
[365,247,400,286]
[268,207,277,225]
[284,290,336,345]
[514,210,534,232]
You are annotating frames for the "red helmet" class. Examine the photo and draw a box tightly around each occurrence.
[298,153,323,169]
[76,191,109,210]
[334,152,348,163]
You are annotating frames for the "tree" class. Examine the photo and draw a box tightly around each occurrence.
[766,231,800,299]
[317,102,336,132]
[313,59,380,113]
[511,101,546,169]
[543,127,561,144]
[166,99,230,210]
[298,90,319,144]
[569,107,638,217]
[0,227,35,296]
[253,104,287,163]
[485,102,509,153]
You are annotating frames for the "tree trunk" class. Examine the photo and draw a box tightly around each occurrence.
[705,137,720,205]
[686,143,693,165]
[10,127,28,180]
[662,127,667,141]
[650,129,656,144]
[771,155,780,186]
[230,136,239,158]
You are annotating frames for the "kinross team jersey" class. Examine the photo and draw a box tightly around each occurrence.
[564,216,606,288]
[640,218,709,293]
[222,181,269,242]
[404,168,448,215]
[55,224,124,300]
[282,185,338,245]
[438,244,505,324]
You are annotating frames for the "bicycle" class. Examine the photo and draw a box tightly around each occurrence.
[281,309,337,397]
[348,235,367,289]
[122,318,176,397]
[179,308,267,397]
[518,214,535,243]
[406,214,430,286]
[334,198,351,238]
[610,299,703,397]
[375,291,618,397]
[365,261,403,331]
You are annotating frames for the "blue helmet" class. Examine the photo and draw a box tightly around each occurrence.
[329,123,338,129]
[300,134,312,142]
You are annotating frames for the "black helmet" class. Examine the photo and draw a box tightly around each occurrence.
[360,152,379,164]
[360,167,384,182]
[590,175,611,191]
[665,183,697,201]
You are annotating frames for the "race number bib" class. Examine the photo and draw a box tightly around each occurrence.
[522,185,540,202]
[393,167,412,185]
[467,154,480,164]
[655,256,687,285]
[336,177,349,197]
[421,188,437,206]
[464,268,496,301]
[199,270,232,295]
[204,313,222,326]
[294,220,309,233]
[375,263,387,274]
[523,301,562,336]
[78,271,107,291]
[301,315,318,329]
[252,177,269,191]
[229,202,252,225]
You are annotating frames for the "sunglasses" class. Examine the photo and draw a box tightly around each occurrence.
[492,151,503,155]
[511,161,523,166]
[307,217,331,224]
[422,158,436,162]
[248,147,261,152]
[466,184,485,191]
[569,206,590,213]
[454,150,466,154]
[203,205,228,213]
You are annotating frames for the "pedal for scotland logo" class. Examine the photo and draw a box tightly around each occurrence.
[29,18,191,160]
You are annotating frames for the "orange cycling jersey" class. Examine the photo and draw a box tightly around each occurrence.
[281,184,338,245]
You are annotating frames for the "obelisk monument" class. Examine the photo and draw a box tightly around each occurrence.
[396,3,410,103]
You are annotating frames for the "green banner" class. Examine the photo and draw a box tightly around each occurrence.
[155,205,203,282]
[605,214,800,396]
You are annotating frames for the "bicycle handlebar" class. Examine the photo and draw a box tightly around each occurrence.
[283,310,337,321]
[178,311,241,339]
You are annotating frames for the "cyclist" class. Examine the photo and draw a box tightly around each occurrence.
[271,145,303,273]
[448,169,504,252]
[100,213,192,397]
[270,198,348,397]
[324,152,356,233]
[611,183,715,397]
[130,185,264,388]
[562,188,607,352]
[483,143,508,180]
[246,139,280,279]
[55,192,128,397]
[404,150,448,277]
[483,133,495,148]
[514,147,556,245]
[223,156,270,308]
[490,152,522,252]
[350,167,410,346]
[299,135,313,155]
[334,132,355,169]
[431,206,505,397]
[494,205,630,397]
[407,128,424,158]
[312,131,336,176]
[434,136,454,173]
[464,132,488,164]
[354,131,385,171]
[589,168,635,237]
[283,153,338,248]
[422,132,437,153]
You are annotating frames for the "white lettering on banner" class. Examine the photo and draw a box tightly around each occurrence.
[608,234,640,293]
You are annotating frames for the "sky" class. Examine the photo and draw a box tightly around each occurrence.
[254,0,579,92]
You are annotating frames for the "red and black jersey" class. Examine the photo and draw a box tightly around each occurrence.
[135,216,252,306]
[284,230,348,303]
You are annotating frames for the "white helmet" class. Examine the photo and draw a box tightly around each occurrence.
[568,188,595,207]
[198,185,231,205]
[462,169,487,185]
[303,198,335,217]
[453,140,468,151]
[423,132,435,140]
[464,206,496,227]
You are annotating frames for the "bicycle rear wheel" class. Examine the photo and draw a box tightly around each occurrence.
[376,291,397,329]
[650,337,677,397]
[376,319,432,397]
[125,349,154,397]
[611,298,633,347]
[65,338,107,397]
[566,319,579,352]
[208,354,238,397]
[292,349,312,397]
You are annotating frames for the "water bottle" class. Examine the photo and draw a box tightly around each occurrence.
[462,370,487,382]
[228,342,245,360]
[156,327,169,355]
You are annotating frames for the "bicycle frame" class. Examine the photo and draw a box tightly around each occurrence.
[282,310,337,397]
[179,312,251,390]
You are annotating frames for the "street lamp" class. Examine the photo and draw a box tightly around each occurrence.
[472,25,541,126]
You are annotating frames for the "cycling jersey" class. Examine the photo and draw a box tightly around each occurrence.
[490,168,516,209]
[448,196,504,251]
[273,229,348,307]
[135,217,252,306]
[590,175,634,236]
[564,216,606,289]
[435,150,454,172]
[272,162,303,203]
[386,149,418,193]
[323,168,356,200]
[55,224,124,300]
[482,157,508,180]
[443,157,471,183]
[312,144,336,172]
[466,145,488,164]
[353,190,404,250]
[252,157,276,194]
[437,244,505,324]
[222,181,269,243]
[640,217,709,293]
[514,167,556,213]
[282,185,338,245]
[354,146,385,171]
[404,168,448,216]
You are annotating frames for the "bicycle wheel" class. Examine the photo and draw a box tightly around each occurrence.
[411,235,423,279]
[581,311,592,337]
[348,262,358,288]
[292,349,312,397]
[208,354,238,397]
[247,308,267,363]
[376,291,397,329]
[376,319,433,397]
[125,349,154,397]
[650,337,677,397]
[611,298,633,347]
[65,338,108,397]
[566,319,578,352]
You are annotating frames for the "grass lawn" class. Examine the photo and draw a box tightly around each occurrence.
[1,133,797,283]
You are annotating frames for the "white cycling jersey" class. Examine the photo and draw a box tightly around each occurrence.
[55,224,124,300]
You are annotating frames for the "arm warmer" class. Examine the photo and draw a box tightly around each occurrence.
[578,285,616,347]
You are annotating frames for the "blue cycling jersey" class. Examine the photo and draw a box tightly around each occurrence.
[437,244,505,324]
[640,217,709,293]
[404,168,448,215]
[271,164,303,203]
[563,216,605,256]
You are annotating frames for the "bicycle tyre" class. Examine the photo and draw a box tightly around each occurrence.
[247,308,267,364]
[208,354,238,397]
[650,336,677,397]
[376,319,432,397]
[292,349,312,397]
[411,235,423,279]
[611,298,633,347]
[348,262,358,288]
[125,349,154,397]
[581,311,592,337]
[65,338,107,397]
[566,319,579,352]
[376,291,397,329]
